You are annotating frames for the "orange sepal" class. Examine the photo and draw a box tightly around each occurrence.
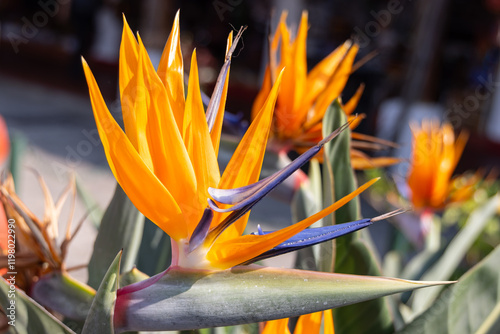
[157,10,185,129]
[184,50,220,232]
[82,58,186,241]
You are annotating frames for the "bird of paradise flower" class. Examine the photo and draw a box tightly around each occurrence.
[407,120,474,210]
[251,11,400,170]
[82,11,382,272]
[393,119,479,246]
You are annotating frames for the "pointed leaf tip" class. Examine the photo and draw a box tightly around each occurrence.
[82,251,122,334]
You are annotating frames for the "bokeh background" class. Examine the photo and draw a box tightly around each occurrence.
[1,0,500,280]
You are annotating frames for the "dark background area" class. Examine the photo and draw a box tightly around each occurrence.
[1,0,500,172]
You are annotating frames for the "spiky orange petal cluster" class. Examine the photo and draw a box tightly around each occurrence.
[407,120,470,209]
[252,11,398,170]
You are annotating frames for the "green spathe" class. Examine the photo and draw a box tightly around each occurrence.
[114,264,452,332]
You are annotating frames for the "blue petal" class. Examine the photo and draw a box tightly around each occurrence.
[242,219,373,264]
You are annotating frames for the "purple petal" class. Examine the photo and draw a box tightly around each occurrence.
[188,208,213,252]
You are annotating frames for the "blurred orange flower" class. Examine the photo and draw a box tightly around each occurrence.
[407,120,474,210]
[251,11,399,169]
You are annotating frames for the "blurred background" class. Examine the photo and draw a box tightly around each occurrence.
[1,0,500,279]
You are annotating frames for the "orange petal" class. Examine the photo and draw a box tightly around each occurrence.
[272,11,289,80]
[135,36,199,219]
[430,123,455,207]
[351,156,402,170]
[122,33,154,169]
[184,50,221,233]
[323,309,335,334]
[294,311,322,333]
[301,40,351,113]
[305,44,359,130]
[251,66,272,120]
[348,114,365,131]
[210,31,233,156]
[452,129,469,170]
[278,11,308,135]
[82,59,186,241]
[408,122,438,208]
[212,70,284,242]
[157,10,185,130]
[274,15,293,135]
[343,83,365,116]
[206,178,378,269]
[263,318,291,334]
[119,16,141,151]
[296,123,323,144]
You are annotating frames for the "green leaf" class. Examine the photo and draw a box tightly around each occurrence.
[322,101,359,226]
[0,278,75,334]
[120,267,149,287]
[8,131,27,193]
[412,195,500,314]
[398,241,500,334]
[135,219,171,276]
[88,183,144,289]
[115,265,451,332]
[82,251,121,334]
[293,159,322,271]
[30,272,95,321]
[323,101,393,333]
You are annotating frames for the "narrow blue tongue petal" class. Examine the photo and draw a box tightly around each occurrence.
[242,219,373,264]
